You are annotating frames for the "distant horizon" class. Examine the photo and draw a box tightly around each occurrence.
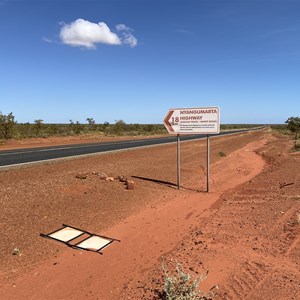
[1,0,299,124]
[12,120,284,126]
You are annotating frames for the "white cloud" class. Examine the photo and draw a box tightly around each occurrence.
[123,34,138,48]
[42,37,53,43]
[116,24,130,32]
[60,19,121,49]
[116,23,138,48]
[59,19,138,49]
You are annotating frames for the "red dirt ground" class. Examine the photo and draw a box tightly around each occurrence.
[0,130,299,299]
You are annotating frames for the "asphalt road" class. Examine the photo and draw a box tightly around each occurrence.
[0,129,259,168]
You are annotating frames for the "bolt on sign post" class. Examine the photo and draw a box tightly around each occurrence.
[163,107,220,191]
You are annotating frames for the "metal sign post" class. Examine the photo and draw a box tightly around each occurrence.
[177,134,180,190]
[207,134,210,192]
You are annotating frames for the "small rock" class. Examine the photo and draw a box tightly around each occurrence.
[98,174,108,180]
[75,173,87,180]
[92,172,108,179]
[105,177,115,182]
[12,247,20,256]
[118,175,128,182]
[126,180,135,190]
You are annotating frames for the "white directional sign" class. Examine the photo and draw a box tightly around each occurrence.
[163,107,220,134]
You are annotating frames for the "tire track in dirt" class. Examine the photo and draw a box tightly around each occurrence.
[223,260,272,300]
[221,137,300,299]
[217,136,300,300]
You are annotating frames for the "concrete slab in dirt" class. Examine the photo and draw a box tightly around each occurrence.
[41,224,120,254]
[49,227,83,242]
[77,236,112,251]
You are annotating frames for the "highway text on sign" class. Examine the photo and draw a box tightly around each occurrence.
[164,107,220,134]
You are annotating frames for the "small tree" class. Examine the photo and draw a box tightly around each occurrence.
[34,119,44,136]
[74,121,83,134]
[0,112,16,139]
[114,120,127,134]
[285,117,300,148]
[86,117,96,131]
[69,119,75,134]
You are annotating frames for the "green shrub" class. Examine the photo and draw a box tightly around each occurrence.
[162,258,218,300]
[218,151,226,157]
[0,112,16,139]
[285,117,300,149]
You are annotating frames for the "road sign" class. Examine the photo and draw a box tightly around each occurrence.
[163,107,220,134]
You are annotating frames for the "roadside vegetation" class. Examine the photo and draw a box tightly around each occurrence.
[271,117,300,151]
[162,258,218,300]
[220,124,263,131]
[285,117,300,151]
[0,111,266,143]
[0,112,167,141]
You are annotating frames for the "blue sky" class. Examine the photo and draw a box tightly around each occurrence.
[1,0,299,124]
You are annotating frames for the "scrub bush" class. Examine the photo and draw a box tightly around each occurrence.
[162,258,218,300]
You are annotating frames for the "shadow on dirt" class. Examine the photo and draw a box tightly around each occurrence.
[132,175,177,189]
[132,175,207,193]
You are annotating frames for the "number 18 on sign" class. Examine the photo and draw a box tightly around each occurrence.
[163,107,220,191]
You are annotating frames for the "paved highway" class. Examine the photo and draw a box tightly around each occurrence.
[0,129,259,168]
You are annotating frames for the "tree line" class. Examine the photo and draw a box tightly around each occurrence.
[1,112,299,150]
[0,112,167,140]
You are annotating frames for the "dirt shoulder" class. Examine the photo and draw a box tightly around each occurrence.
[123,132,300,300]
[1,130,298,300]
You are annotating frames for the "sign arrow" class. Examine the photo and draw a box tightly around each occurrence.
[163,109,175,133]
